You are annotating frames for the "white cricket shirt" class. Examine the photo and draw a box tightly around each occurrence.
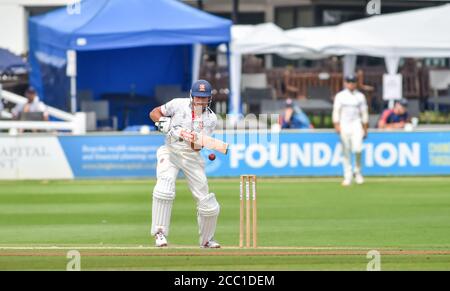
[161,98,217,151]
[332,89,368,133]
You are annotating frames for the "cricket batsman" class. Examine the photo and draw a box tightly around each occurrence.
[332,75,369,186]
[148,80,220,248]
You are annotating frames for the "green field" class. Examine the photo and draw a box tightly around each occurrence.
[0,177,449,270]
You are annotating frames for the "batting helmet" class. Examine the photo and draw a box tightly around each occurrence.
[190,80,212,97]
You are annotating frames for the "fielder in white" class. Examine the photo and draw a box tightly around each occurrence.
[149,80,220,248]
[332,75,369,186]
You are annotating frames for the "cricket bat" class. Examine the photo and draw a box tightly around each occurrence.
[174,127,229,154]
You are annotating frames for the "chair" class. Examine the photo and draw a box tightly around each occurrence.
[18,112,44,121]
[369,114,380,128]
[241,73,267,90]
[78,90,93,102]
[407,99,420,118]
[242,87,276,114]
[260,100,284,115]
[211,72,229,113]
[429,70,450,94]
[81,100,117,131]
[155,85,184,104]
[306,86,332,102]
[84,112,97,132]
[77,90,93,110]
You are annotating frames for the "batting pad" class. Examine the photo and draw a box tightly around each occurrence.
[197,193,220,246]
[197,193,220,217]
[198,213,219,246]
[151,197,173,236]
[153,176,176,200]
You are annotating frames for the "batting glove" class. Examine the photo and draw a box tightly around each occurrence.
[155,117,172,134]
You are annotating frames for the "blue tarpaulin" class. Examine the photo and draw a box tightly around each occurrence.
[29,0,231,128]
[0,48,28,75]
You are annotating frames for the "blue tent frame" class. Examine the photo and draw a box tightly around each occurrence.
[29,0,231,128]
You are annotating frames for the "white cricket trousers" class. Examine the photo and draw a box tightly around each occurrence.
[340,126,364,181]
[151,145,220,246]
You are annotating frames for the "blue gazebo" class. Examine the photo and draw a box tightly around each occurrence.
[29,0,231,127]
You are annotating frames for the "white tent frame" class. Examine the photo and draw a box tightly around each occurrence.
[229,4,450,118]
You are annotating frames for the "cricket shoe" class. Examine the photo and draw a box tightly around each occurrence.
[355,173,364,185]
[201,239,221,249]
[341,179,352,186]
[155,231,168,247]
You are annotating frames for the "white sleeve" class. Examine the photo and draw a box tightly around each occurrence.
[359,94,369,124]
[161,99,179,116]
[0,100,3,111]
[332,94,341,124]
[203,114,217,136]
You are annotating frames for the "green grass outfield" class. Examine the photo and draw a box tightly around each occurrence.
[0,177,449,270]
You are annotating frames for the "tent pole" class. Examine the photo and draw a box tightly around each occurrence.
[70,76,77,114]
[192,44,202,84]
[232,0,239,24]
[228,43,241,125]
[384,55,401,109]
[226,42,232,118]
[67,50,77,114]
